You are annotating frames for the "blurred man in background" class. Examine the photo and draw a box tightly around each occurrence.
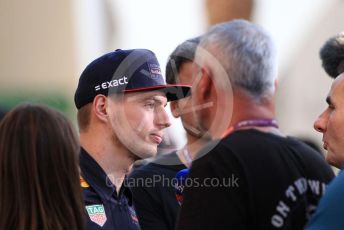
[304,33,344,229]
[305,72,344,230]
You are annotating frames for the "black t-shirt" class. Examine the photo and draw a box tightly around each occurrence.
[129,151,186,230]
[176,129,334,230]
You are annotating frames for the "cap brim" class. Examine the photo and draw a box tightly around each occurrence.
[123,84,191,101]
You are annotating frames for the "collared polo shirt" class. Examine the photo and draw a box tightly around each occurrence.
[80,148,140,230]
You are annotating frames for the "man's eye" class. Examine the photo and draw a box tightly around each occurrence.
[145,102,155,108]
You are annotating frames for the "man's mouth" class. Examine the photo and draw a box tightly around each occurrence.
[150,133,162,144]
[323,141,328,150]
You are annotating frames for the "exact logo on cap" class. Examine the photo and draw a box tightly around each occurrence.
[94,76,129,92]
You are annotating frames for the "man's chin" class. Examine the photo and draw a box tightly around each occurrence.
[130,147,157,160]
[326,153,342,169]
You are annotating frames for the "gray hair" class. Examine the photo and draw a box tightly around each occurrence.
[197,19,278,98]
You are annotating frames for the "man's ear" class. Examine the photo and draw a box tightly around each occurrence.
[170,101,180,118]
[197,67,212,101]
[92,95,109,123]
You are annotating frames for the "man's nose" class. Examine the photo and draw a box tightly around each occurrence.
[314,110,328,133]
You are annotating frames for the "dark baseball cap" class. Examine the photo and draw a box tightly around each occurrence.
[74,49,191,109]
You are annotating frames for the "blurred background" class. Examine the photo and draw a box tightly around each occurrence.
[1,0,343,153]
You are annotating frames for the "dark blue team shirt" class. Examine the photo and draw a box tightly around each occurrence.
[305,170,344,230]
[80,148,141,230]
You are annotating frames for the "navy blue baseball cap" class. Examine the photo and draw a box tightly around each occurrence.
[74,49,191,109]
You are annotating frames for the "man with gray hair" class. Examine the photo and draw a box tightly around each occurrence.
[176,19,334,230]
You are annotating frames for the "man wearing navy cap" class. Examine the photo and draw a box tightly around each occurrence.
[74,49,190,230]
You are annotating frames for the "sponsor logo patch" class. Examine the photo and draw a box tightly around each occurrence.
[128,206,139,226]
[80,176,90,188]
[86,204,107,227]
[148,63,162,78]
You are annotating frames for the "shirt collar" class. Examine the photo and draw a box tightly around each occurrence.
[79,147,133,203]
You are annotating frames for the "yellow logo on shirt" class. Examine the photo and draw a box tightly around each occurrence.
[80,176,90,188]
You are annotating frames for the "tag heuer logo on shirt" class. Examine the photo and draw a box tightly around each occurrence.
[86,204,107,227]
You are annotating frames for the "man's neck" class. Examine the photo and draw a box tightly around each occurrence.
[230,92,275,125]
[80,132,135,194]
[177,133,208,167]
[228,92,284,136]
[206,89,281,139]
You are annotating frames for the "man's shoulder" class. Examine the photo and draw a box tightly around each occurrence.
[216,129,323,160]
[323,170,344,195]
[80,175,103,206]
[190,138,244,178]
[192,129,332,177]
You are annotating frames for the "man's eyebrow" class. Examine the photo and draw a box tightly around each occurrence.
[152,96,168,106]
[140,95,167,106]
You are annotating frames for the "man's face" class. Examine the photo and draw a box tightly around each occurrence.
[190,63,211,138]
[107,91,170,159]
[190,62,222,140]
[314,74,344,168]
[173,62,202,137]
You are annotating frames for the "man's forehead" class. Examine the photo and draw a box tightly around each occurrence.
[329,73,344,99]
[125,91,167,102]
[332,73,344,91]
